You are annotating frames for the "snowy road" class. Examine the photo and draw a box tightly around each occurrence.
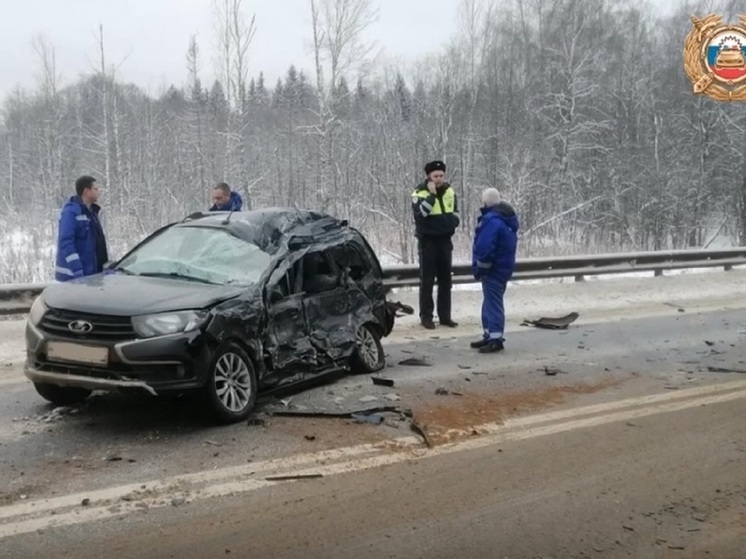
[0,270,745,557]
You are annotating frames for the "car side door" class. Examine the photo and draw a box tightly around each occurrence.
[263,260,318,377]
[298,249,357,364]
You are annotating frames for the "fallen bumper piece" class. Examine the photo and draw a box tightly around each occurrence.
[521,312,580,330]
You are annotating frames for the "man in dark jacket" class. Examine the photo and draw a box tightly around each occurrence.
[55,175,109,282]
[471,188,519,353]
[209,182,243,211]
[411,160,460,329]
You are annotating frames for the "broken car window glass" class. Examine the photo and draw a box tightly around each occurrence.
[117,226,271,286]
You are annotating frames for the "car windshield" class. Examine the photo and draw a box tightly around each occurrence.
[116,225,271,286]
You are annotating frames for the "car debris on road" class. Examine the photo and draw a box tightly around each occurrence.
[521,312,580,329]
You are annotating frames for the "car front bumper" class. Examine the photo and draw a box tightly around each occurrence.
[24,321,212,394]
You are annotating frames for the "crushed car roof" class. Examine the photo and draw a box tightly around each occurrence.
[179,207,351,254]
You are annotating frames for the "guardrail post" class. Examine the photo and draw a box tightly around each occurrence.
[654,269,663,277]
[725,264,733,271]
[574,274,584,282]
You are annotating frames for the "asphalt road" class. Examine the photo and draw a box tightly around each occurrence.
[6,389,744,559]
[0,271,745,557]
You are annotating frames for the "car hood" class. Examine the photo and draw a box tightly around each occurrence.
[43,273,248,316]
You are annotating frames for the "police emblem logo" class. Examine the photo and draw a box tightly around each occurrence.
[684,14,746,100]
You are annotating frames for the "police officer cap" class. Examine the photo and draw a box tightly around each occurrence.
[424,160,446,175]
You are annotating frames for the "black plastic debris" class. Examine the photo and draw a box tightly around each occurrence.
[387,301,415,316]
[399,358,431,367]
[521,312,580,330]
[707,366,746,374]
[371,376,395,387]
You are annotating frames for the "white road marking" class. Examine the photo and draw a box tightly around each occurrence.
[1,379,745,539]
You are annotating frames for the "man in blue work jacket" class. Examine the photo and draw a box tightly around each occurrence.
[209,182,243,212]
[411,160,460,329]
[54,176,109,281]
[471,187,519,353]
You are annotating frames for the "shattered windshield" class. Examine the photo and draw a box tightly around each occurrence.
[116,225,271,286]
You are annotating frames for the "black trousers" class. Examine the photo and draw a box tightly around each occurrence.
[417,236,453,321]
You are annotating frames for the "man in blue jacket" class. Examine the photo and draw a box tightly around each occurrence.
[209,182,243,211]
[55,175,109,282]
[471,188,519,353]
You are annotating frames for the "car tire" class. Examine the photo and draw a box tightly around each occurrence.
[33,382,91,406]
[202,341,258,424]
[351,324,385,374]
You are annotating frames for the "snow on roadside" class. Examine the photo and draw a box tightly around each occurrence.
[389,268,746,334]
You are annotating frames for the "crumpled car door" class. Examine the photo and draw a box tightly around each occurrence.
[302,284,357,363]
[264,271,318,376]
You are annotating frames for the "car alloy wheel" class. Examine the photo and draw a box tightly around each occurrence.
[213,352,253,412]
[351,324,385,374]
[204,342,257,423]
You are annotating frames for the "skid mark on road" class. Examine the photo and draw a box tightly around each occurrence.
[1,378,745,540]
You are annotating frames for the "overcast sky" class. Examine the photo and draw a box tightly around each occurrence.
[2,0,674,99]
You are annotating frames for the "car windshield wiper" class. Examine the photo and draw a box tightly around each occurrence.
[137,272,219,285]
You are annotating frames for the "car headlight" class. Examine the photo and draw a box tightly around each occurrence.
[132,310,208,338]
[28,296,47,326]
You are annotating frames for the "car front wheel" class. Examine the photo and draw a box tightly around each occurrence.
[202,342,257,424]
[33,382,91,406]
[351,324,385,374]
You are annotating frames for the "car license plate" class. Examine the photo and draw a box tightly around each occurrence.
[46,342,108,366]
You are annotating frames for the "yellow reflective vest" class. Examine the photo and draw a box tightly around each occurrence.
[411,183,460,237]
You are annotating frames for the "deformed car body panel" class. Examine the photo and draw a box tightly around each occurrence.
[26,207,408,405]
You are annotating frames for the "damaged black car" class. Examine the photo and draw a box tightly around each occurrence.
[24,208,410,423]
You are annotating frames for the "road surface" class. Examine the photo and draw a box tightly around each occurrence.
[0,270,745,557]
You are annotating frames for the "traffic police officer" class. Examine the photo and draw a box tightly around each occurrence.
[411,160,460,329]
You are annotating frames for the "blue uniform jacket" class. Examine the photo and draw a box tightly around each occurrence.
[209,191,243,212]
[55,197,107,281]
[472,202,520,282]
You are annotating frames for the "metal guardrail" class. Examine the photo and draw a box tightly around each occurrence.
[381,247,746,288]
[1,248,745,316]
